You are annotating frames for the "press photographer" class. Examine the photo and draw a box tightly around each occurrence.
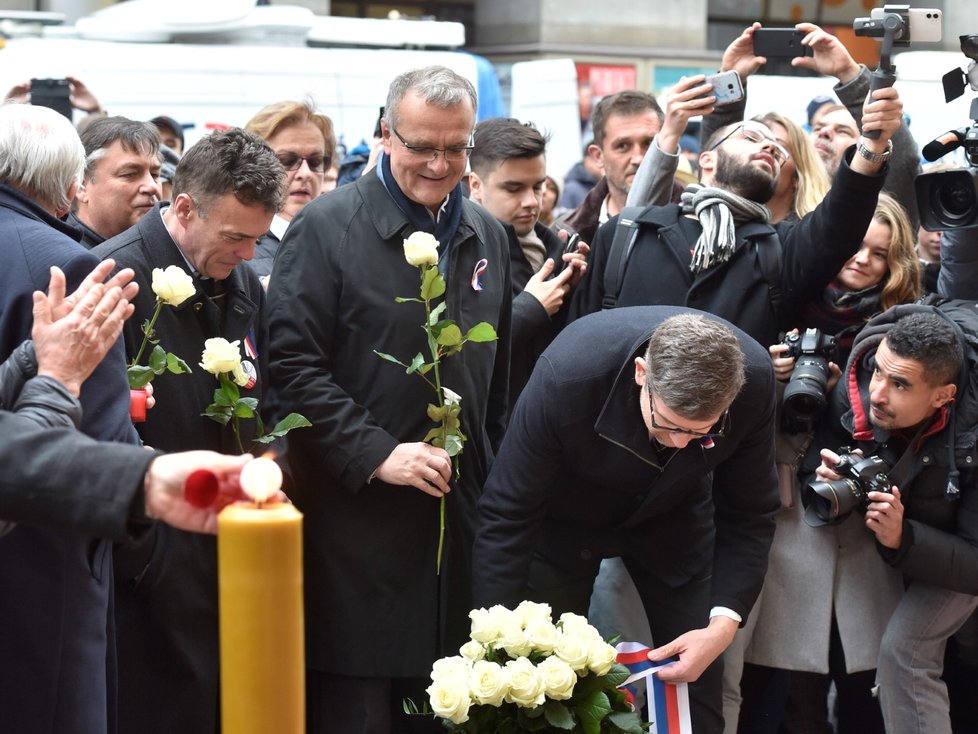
[801,307,978,734]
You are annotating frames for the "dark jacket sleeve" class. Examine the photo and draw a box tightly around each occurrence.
[0,410,152,539]
[566,214,618,323]
[937,228,978,300]
[0,341,37,412]
[473,355,563,607]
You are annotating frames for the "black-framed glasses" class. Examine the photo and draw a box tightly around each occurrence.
[391,126,474,162]
[646,385,729,439]
[708,121,791,166]
[276,152,328,172]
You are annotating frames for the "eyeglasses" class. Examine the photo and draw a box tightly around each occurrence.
[646,385,729,439]
[708,121,791,166]
[391,126,474,162]
[275,152,328,173]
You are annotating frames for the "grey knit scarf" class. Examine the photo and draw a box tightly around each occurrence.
[680,184,771,274]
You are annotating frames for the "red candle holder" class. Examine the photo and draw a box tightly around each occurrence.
[184,469,246,510]
[129,388,148,423]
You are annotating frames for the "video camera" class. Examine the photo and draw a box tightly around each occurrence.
[916,34,978,231]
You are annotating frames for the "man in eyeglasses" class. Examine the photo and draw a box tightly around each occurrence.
[569,70,904,350]
[473,306,779,734]
[266,66,512,734]
[93,128,284,734]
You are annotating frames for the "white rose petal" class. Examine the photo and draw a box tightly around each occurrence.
[459,639,486,662]
[558,612,603,641]
[403,231,439,268]
[426,677,471,725]
[503,657,546,708]
[537,655,578,700]
[468,660,509,706]
[525,617,558,654]
[431,656,471,682]
[469,607,503,644]
[554,631,590,673]
[498,616,533,658]
[515,600,552,626]
[442,387,462,407]
[587,639,618,676]
[199,338,243,376]
[151,265,196,306]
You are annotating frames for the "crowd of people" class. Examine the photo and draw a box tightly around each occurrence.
[1,19,978,734]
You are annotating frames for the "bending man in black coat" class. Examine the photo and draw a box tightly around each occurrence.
[473,306,779,734]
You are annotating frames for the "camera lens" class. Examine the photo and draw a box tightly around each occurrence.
[803,478,865,526]
[934,178,976,222]
[782,356,830,433]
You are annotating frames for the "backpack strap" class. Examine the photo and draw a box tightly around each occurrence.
[753,232,783,319]
[601,206,645,310]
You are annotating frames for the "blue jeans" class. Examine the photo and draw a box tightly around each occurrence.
[876,581,978,734]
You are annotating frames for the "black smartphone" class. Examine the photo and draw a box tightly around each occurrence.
[373,106,385,139]
[564,232,581,255]
[30,78,72,119]
[752,29,813,58]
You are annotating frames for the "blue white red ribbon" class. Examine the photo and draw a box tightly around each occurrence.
[471,258,488,291]
[615,641,692,734]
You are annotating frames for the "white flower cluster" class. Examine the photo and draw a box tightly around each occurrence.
[426,601,619,725]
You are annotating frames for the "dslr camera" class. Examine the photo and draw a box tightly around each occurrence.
[917,33,978,230]
[780,328,837,434]
[803,452,893,527]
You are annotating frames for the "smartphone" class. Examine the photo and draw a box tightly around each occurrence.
[870,6,942,43]
[30,78,72,119]
[564,232,581,255]
[701,70,744,107]
[752,28,813,58]
[373,105,385,139]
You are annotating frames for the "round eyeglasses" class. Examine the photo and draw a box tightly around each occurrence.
[708,121,791,166]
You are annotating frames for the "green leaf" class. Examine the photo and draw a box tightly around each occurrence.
[606,711,646,734]
[421,426,443,444]
[213,387,234,407]
[421,267,446,300]
[465,322,497,343]
[436,324,462,347]
[166,353,192,375]
[233,397,258,418]
[374,350,408,368]
[427,403,449,422]
[574,690,612,734]
[604,663,631,689]
[127,365,154,389]
[201,406,232,425]
[443,433,464,457]
[543,700,575,730]
[429,301,448,324]
[407,352,427,375]
[149,345,167,374]
[271,413,311,433]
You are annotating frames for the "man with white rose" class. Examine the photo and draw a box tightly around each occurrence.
[472,306,779,734]
[93,127,284,734]
[267,66,511,733]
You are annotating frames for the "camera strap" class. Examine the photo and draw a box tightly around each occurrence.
[877,420,931,491]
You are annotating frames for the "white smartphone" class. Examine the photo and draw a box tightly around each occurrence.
[870,6,942,43]
[701,70,744,107]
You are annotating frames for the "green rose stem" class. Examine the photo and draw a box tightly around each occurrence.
[131,297,164,373]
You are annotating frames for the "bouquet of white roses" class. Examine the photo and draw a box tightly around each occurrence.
[419,601,645,734]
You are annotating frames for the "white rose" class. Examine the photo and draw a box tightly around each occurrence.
[469,607,503,644]
[515,600,552,626]
[403,231,439,268]
[537,655,578,701]
[442,386,462,407]
[524,617,558,654]
[199,338,243,375]
[431,656,471,682]
[426,677,471,725]
[558,612,603,641]
[504,657,545,708]
[586,639,618,676]
[151,265,195,306]
[554,631,590,673]
[230,363,250,387]
[498,616,533,658]
[468,660,509,706]
[459,639,486,662]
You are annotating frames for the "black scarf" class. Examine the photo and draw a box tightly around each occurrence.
[379,152,464,277]
[800,279,883,359]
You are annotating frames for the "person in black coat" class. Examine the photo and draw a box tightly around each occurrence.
[93,128,284,734]
[467,117,587,403]
[472,306,779,734]
[0,103,139,734]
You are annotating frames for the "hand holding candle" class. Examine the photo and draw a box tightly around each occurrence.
[183,454,286,510]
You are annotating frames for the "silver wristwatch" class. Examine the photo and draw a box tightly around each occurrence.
[856,139,893,164]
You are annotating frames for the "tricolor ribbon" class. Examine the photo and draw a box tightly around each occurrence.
[471,258,488,291]
[615,642,692,734]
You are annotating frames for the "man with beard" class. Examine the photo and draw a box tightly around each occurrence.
[568,86,904,348]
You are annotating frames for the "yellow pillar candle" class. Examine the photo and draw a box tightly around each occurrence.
[218,499,304,734]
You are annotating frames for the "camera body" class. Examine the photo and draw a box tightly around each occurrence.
[780,328,837,434]
[803,452,893,527]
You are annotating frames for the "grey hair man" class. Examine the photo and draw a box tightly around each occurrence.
[93,128,283,734]
[70,115,162,248]
[473,306,779,734]
[267,65,512,733]
[0,102,140,733]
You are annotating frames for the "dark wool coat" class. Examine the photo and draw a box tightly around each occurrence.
[94,204,268,734]
[267,171,512,677]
